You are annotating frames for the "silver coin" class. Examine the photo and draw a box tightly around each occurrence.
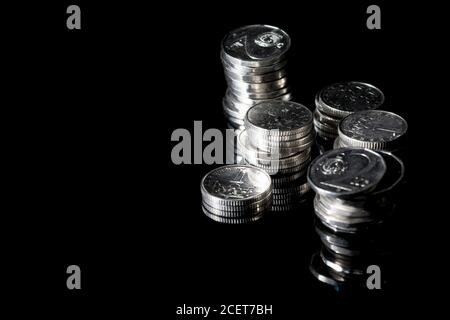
[243,135,314,156]
[244,150,311,170]
[226,89,292,106]
[201,165,272,207]
[202,198,272,218]
[307,148,387,198]
[221,25,290,67]
[223,98,249,120]
[338,110,408,150]
[314,126,338,140]
[249,131,314,147]
[366,151,405,197]
[245,100,313,136]
[229,86,291,100]
[239,134,312,163]
[314,200,378,233]
[221,54,288,75]
[314,109,340,127]
[316,194,372,218]
[316,82,384,118]
[238,129,301,159]
[225,88,292,108]
[313,118,338,134]
[227,77,289,94]
[244,158,310,176]
[225,68,287,84]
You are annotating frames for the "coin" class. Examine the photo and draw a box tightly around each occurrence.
[202,196,272,217]
[307,148,387,198]
[225,68,287,84]
[222,25,291,67]
[314,109,340,127]
[316,82,384,118]
[201,165,272,207]
[338,110,408,150]
[227,76,289,93]
[245,100,313,136]
[221,54,288,75]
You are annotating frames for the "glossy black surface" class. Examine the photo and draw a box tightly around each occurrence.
[7,1,439,318]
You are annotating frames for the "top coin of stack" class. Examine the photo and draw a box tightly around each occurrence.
[334,110,408,152]
[200,165,273,224]
[308,148,389,233]
[238,100,314,175]
[314,82,385,141]
[221,25,292,132]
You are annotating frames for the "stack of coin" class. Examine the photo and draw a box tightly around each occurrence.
[314,82,385,147]
[200,165,273,224]
[221,25,292,132]
[236,100,314,210]
[307,148,404,233]
[334,110,408,153]
[238,100,314,174]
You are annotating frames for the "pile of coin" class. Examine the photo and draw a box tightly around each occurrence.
[313,82,385,149]
[200,165,273,224]
[308,149,403,287]
[236,100,314,210]
[334,110,408,153]
[238,100,313,173]
[307,148,404,233]
[221,25,292,132]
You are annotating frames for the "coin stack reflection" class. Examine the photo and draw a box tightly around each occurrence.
[308,149,404,287]
[334,110,408,153]
[313,82,384,152]
[200,165,273,224]
[221,25,292,133]
[238,100,314,211]
[310,219,392,289]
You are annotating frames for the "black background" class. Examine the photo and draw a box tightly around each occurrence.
[5,0,445,317]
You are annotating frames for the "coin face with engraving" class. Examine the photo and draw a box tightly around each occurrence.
[317,82,384,118]
[222,25,290,67]
[245,100,312,135]
[307,148,386,198]
[201,165,272,206]
[338,110,408,150]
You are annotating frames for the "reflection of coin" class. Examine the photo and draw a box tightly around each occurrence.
[316,82,384,118]
[307,148,386,198]
[202,205,265,224]
[338,110,408,150]
[309,253,346,287]
[222,25,290,67]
